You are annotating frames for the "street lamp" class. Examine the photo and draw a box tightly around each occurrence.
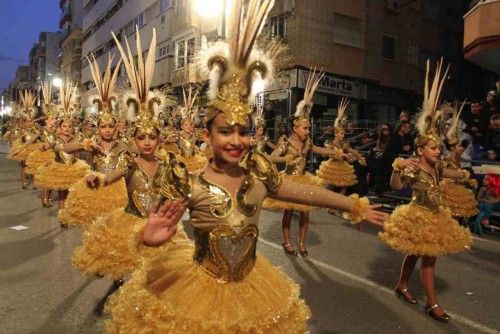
[52,77,63,88]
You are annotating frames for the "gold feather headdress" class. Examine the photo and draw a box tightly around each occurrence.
[200,0,276,126]
[415,58,449,147]
[57,81,79,123]
[334,97,350,134]
[254,102,265,128]
[293,68,324,127]
[445,100,466,146]
[41,82,57,118]
[112,27,163,135]
[19,90,37,120]
[179,85,199,125]
[86,53,122,126]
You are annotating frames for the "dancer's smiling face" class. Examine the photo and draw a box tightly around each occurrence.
[418,140,441,165]
[134,131,159,156]
[46,116,56,127]
[60,121,72,136]
[98,122,117,141]
[203,113,251,167]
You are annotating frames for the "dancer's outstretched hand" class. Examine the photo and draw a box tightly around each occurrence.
[143,200,186,246]
[365,204,388,226]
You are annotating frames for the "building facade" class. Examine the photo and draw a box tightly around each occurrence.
[60,0,84,85]
[28,32,62,87]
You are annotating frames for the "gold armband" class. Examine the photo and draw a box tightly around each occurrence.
[343,194,370,224]
[392,158,405,172]
[82,138,93,152]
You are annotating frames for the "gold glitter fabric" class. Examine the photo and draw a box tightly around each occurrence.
[316,159,357,187]
[58,177,128,228]
[72,208,188,280]
[8,143,39,162]
[263,173,322,212]
[379,203,472,256]
[25,148,55,175]
[105,242,311,334]
[439,179,478,217]
[34,159,90,190]
[178,154,208,174]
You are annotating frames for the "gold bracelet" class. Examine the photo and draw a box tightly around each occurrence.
[82,138,92,152]
[392,158,405,172]
[343,194,370,224]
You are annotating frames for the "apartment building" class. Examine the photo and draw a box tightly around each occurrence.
[60,0,84,85]
[28,32,62,87]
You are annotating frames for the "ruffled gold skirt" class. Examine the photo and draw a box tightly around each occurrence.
[439,179,478,217]
[178,154,208,173]
[7,143,39,162]
[263,173,323,212]
[58,177,128,228]
[379,203,472,257]
[25,149,55,175]
[72,208,188,280]
[105,242,311,334]
[34,160,90,190]
[316,159,357,187]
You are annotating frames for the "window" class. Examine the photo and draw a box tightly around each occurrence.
[159,0,172,13]
[158,46,167,59]
[133,13,145,28]
[270,16,286,38]
[186,38,195,63]
[333,14,363,49]
[176,40,185,68]
[175,38,195,68]
[407,40,418,66]
[382,35,396,61]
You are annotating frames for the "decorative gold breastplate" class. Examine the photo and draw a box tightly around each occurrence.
[194,224,259,283]
[95,152,120,174]
[127,168,160,218]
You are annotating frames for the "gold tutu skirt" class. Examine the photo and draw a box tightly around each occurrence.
[379,203,472,257]
[58,177,128,228]
[7,143,39,162]
[34,160,90,190]
[105,242,311,333]
[439,179,478,218]
[316,159,357,187]
[72,208,188,280]
[178,154,208,173]
[25,148,55,175]
[263,173,323,212]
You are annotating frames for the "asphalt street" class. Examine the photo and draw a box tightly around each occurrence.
[1,150,499,334]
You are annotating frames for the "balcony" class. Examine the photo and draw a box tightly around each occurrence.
[463,0,500,74]
[171,62,199,87]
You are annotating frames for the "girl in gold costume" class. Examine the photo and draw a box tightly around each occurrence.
[25,83,58,207]
[58,54,129,228]
[105,2,387,332]
[439,102,478,218]
[251,103,275,153]
[316,98,365,189]
[34,82,91,217]
[265,69,340,257]
[72,28,187,281]
[379,60,472,323]
[8,91,40,188]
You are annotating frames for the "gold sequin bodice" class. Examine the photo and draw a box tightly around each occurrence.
[54,137,77,164]
[91,140,129,174]
[275,136,311,175]
[251,135,269,153]
[178,136,196,157]
[40,127,56,146]
[160,152,282,282]
[402,166,442,212]
[125,160,166,218]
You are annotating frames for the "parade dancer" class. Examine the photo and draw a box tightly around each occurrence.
[72,28,187,281]
[105,2,386,332]
[379,59,472,323]
[251,102,275,153]
[265,69,339,257]
[58,54,129,228]
[34,82,91,220]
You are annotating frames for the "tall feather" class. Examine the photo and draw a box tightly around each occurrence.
[41,82,52,104]
[446,100,466,142]
[334,97,350,128]
[86,53,122,106]
[294,68,325,118]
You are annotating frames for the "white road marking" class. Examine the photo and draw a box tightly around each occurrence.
[9,225,29,230]
[258,237,500,334]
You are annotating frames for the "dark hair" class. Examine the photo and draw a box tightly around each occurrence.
[396,120,410,131]
[444,138,455,151]
[490,113,500,122]
[471,100,482,105]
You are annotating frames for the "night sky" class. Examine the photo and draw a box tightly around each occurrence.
[0,0,59,92]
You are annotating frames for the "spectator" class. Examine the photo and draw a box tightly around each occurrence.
[462,100,491,145]
[369,123,392,195]
[486,90,499,115]
[471,174,500,236]
[379,121,413,194]
[399,110,410,122]
[484,113,500,154]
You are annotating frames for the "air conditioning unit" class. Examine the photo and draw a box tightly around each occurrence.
[385,0,400,12]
